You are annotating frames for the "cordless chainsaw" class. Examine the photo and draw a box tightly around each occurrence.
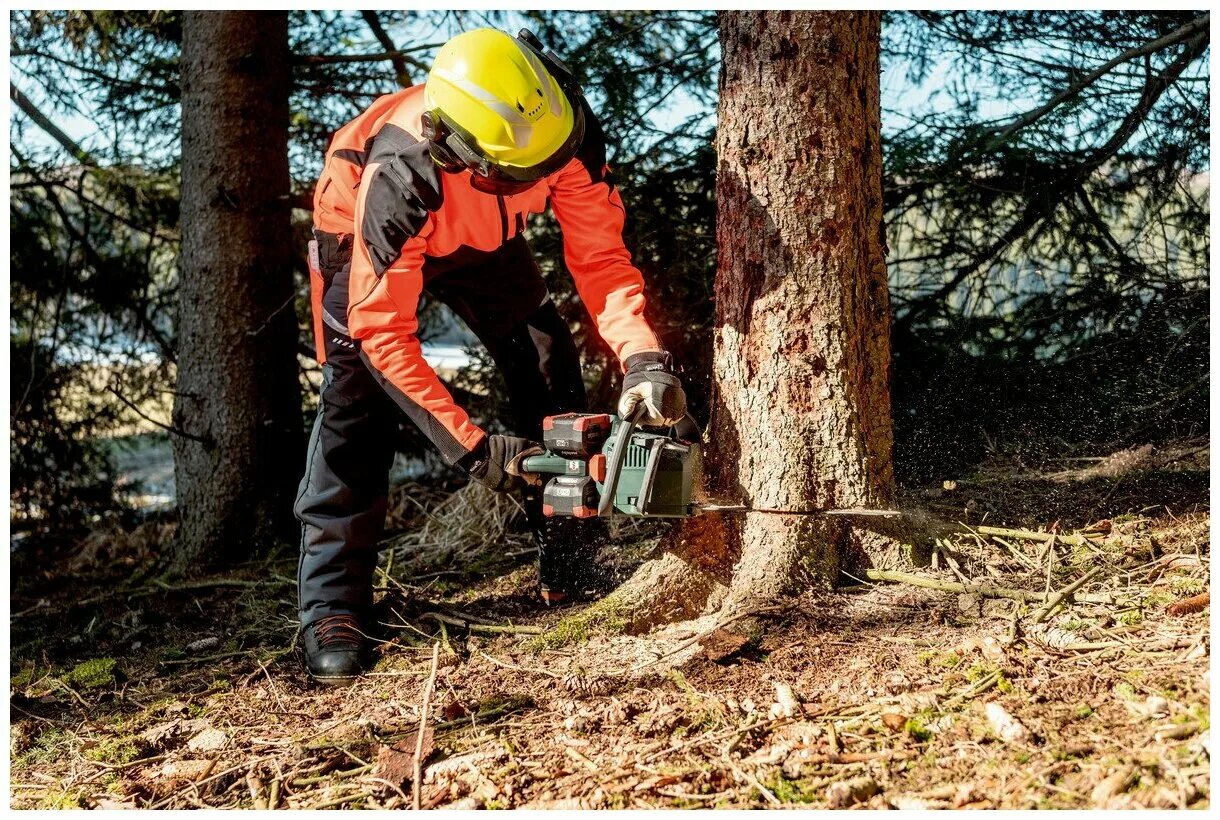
[522,410,899,520]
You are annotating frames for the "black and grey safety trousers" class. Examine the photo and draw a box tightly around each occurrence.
[295,233,588,628]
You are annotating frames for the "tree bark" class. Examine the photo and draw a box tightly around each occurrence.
[708,10,895,608]
[173,11,302,567]
[599,12,896,632]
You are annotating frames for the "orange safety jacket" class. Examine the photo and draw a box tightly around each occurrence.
[310,85,661,463]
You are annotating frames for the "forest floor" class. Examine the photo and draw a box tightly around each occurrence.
[9,440,1211,809]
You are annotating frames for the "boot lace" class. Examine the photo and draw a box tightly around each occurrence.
[312,614,363,648]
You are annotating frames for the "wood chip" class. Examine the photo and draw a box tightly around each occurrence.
[1154,722,1199,741]
[984,702,1030,743]
[1167,592,1209,616]
[185,727,228,752]
[374,733,432,790]
[826,775,880,808]
[140,718,209,749]
[1090,766,1134,804]
[881,712,907,732]
[769,682,799,719]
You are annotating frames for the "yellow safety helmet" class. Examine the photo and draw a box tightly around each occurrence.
[423,28,586,194]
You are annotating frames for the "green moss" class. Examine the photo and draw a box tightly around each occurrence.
[1113,682,1138,701]
[918,650,962,670]
[1015,751,1032,764]
[904,712,935,742]
[65,657,117,690]
[1169,577,1206,596]
[37,789,85,810]
[965,661,996,683]
[1144,591,1176,608]
[83,735,146,765]
[526,595,632,651]
[996,674,1014,694]
[1176,705,1209,730]
[1074,703,1094,719]
[10,661,44,690]
[1117,610,1143,626]
[767,772,821,804]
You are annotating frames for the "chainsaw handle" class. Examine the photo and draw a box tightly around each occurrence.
[520,452,570,475]
[597,405,644,518]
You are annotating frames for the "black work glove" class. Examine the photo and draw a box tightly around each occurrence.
[618,351,688,427]
[461,434,544,493]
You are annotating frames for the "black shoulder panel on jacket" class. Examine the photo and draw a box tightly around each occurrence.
[361,126,445,277]
[574,99,612,188]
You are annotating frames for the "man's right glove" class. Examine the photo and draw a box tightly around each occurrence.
[461,434,544,493]
[618,351,688,427]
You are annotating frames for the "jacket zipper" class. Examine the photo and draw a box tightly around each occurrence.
[497,194,509,243]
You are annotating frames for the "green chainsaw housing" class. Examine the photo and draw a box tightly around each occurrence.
[522,412,697,518]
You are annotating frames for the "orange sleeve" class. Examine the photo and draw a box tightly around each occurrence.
[549,160,662,367]
[346,161,486,464]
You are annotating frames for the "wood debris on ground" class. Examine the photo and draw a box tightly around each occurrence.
[9,451,1211,808]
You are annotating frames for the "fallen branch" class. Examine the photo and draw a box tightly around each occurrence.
[290,764,372,787]
[413,643,439,810]
[863,569,1115,605]
[476,649,563,680]
[421,611,542,635]
[303,790,370,810]
[1030,566,1105,624]
[974,525,1101,548]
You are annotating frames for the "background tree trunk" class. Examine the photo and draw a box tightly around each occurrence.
[173,11,302,567]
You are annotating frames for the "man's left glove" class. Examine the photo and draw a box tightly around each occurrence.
[618,351,687,427]
[462,434,544,493]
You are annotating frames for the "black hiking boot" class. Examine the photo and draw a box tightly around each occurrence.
[303,614,366,684]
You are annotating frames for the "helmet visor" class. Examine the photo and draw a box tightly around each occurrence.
[436,93,587,193]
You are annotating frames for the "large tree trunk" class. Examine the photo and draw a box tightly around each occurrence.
[709,10,895,608]
[594,11,895,632]
[173,11,302,567]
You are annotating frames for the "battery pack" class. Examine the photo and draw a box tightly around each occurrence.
[541,475,599,518]
[541,413,612,457]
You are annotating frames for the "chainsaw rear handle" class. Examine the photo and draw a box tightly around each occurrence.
[520,407,644,516]
[519,452,572,475]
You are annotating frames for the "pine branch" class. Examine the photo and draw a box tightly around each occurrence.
[10,82,95,165]
[986,13,1209,145]
[294,48,432,75]
[360,10,412,88]
[106,382,213,446]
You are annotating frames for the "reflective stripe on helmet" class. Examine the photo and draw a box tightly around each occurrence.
[430,66,534,148]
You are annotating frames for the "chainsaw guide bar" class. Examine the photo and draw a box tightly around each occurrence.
[691,504,902,518]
